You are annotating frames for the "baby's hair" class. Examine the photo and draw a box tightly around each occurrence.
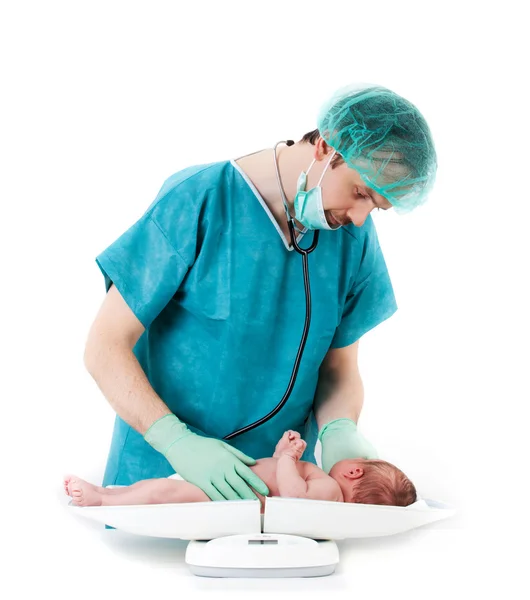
[351,460,417,507]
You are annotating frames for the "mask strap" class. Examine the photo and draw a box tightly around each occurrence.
[317,150,337,186]
[305,158,317,176]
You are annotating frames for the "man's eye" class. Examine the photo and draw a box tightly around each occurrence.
[355,188,371,201]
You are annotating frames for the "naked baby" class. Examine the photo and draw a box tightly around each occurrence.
[64,430,417,513]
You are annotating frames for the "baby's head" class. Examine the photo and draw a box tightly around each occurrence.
[328,458,417,507]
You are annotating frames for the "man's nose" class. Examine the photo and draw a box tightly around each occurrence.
[347,206,373,227]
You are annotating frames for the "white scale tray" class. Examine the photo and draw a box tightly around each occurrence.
[68,495,455,540]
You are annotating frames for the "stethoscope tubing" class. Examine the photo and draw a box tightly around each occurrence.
[223,143,318,440]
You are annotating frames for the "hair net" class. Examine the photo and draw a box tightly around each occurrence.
[316,83,438,214]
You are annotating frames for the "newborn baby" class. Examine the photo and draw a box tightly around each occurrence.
[64,430,417,513]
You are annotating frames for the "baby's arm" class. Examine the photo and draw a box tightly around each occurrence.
[275,431,339,501]
[276,454,309,498]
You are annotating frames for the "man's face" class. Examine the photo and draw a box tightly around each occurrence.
[309,138,394,228]
[321,160,393,228]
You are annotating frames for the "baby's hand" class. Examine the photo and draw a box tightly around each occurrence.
[274,430,307,461]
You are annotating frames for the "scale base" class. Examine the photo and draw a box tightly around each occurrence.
[185,533,339,578]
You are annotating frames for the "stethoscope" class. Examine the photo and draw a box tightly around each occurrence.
[223,140,319,441]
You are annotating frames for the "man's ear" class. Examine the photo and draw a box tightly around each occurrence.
[315,136,332,159]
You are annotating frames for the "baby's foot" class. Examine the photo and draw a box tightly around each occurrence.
[273,430,306,461]
[65,475,102,507]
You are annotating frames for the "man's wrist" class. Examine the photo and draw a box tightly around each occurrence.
[318,418,357,442]
[143,413,189,454]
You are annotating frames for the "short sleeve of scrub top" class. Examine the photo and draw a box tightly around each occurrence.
[330,218,397,349]
[95,168,205,329]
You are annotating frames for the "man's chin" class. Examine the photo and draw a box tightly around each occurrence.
[326,215,342,229]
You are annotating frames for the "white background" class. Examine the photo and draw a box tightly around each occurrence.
[2,1,528,598]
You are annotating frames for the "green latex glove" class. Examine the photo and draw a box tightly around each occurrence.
[318,418,379,474]
[144,414,269,501]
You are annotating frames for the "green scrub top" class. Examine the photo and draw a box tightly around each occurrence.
[96,158,397,486]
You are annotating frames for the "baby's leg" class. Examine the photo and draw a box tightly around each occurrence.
[67,475,210,507]
[64,474,156,498]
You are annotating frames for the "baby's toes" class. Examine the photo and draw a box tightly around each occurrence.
[71,486,84,502]
[64,475,72,495]
[69,477,82,496]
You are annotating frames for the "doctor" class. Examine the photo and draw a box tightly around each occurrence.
[84,83,437,503]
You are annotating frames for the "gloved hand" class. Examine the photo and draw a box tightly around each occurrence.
[318,418,379,474]
[144,413,269,501]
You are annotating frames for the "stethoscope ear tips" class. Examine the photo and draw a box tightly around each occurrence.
[286,140,295,146]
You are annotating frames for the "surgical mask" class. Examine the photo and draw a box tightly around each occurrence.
[293,150,339,230]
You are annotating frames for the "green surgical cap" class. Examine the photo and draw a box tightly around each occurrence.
[316,83,438,214]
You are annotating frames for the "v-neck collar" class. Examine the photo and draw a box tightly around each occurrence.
[229,158,308,252]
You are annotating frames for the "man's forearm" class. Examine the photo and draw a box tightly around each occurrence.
[313,369,365,431]
[85,341,171,434]
[276,456,308,498]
